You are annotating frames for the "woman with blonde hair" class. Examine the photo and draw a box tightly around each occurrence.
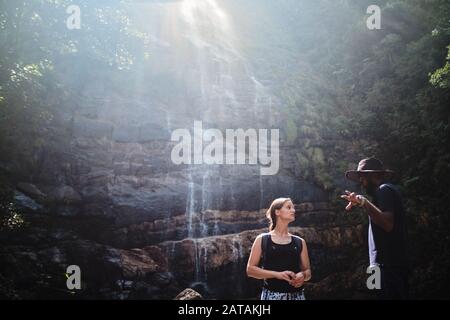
[246,197,311,300]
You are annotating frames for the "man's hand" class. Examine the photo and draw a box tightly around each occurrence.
[340,190,364,211]
[289,272,305,288]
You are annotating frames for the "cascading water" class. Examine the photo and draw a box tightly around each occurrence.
[185,172,196,238]
[180,0,242,290]
[189,239,209,295]
[200,171,209,238]
[131,0,281,296]
[177,0,280,293]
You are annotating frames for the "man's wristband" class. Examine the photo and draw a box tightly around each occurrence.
[356,195,366,207]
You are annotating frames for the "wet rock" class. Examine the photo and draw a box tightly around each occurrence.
[16,183,47,202]
[72,117,113,140]
[14,191,43,211]
[306,264,374,300]
[0,237,175,299]
[174,288,203,300]
[112,125,141,143]
[50,185,82,205]
[118,247,167,279]
[111,201,346,247]
[53,205,80,217]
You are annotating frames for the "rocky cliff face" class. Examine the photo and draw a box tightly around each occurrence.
[0,0,369,299]
[2,179,369,299]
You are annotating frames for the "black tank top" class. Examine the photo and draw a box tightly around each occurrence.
[263,235,303,293]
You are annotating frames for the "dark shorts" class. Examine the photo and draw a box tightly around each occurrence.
[378,266,409,300]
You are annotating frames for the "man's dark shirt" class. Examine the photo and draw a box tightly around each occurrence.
[368,183,409,268]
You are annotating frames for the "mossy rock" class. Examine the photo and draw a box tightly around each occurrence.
[305,147,325,166]
[314,166,334,191]
[286,118,298,144]
[296,152,310,168]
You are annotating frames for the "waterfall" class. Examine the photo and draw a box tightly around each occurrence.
[200,171,209,238]
[132,0,282,296]
[259,172,264,210]
[179,0,238,289]
[185,172,195,238]
[190,238,209,295]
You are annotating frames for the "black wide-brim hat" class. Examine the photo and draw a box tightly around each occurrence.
[345,157,394,183]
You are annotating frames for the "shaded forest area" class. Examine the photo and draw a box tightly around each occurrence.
[1,0,450,298]
[237,0,450,298]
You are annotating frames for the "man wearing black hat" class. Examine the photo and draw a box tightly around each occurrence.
[341,157,409,299]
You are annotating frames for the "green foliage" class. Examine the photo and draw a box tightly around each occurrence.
[0,177,25,231]
[244,0,450,296]
[286,118,298,144]
[429,18,450,88]
[430,46,450,88]
[0,203,25,231]
[0,0,150,170]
